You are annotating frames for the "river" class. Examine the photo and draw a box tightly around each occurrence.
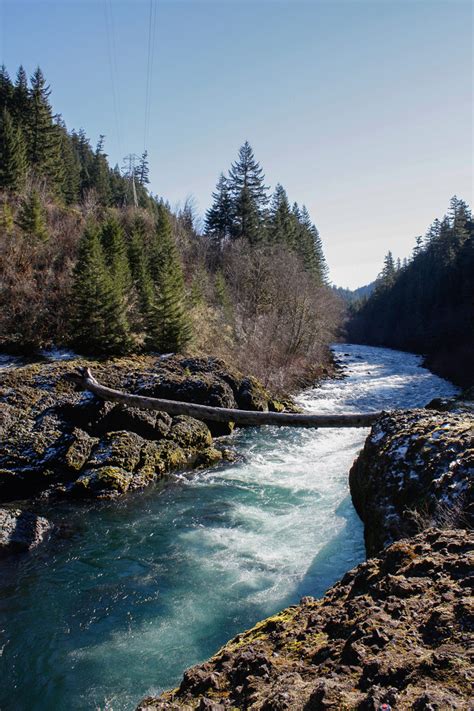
[0,344,458,711]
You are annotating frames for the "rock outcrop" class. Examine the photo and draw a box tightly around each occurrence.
[137,528,474,710]
[0,354,278,501]
[0,507,52,556]
[350,408,473,556]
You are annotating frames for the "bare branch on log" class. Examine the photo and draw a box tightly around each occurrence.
[72,367,383,429]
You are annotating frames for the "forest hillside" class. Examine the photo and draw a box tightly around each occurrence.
[347,196,473,387]
[0,65,342,394]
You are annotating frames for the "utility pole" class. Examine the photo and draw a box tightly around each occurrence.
[122,153,139,207]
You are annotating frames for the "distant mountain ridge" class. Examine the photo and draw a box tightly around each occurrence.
[332,282,375,304]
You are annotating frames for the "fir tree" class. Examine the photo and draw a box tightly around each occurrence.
[0,108,28,191]
[228,141,269,242]
[137,150,150,186]
[205,173,233,252]
[99,214,133,296]
[0,65,13,111]
[28,67,62,190]
[147,205,192,352]
[72,224,132,354]
[268,184,296,247]
[90,135,111,205]
[59,129,80,204]
[16,189,48,240]
[12,66,30,128]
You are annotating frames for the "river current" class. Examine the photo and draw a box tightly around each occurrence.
[0,344,458,711]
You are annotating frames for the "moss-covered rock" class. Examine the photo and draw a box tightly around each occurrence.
[350,409,474,556]
[0,507,53,556]
[71,466,134,497]
[136,528,474,711]
[0,353,276,501]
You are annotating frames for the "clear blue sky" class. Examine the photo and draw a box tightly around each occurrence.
[1,0,472,287]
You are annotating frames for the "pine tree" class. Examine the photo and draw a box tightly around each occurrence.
[28,67,62,190]
[147,205,192,352]
[99,214,132,296]
[268,184,296,247]
[298,205,328,284]
[137,150,150,186]
[59,129,80,204]
[72,224,132,354]
[205,173,233,252]
[12,66,30,128]
[0,108,28,191]
[90,135,111,205]
[0,65,13,111]
[16,189,48,240]
[228,141,269,242]
[127,223,155,333]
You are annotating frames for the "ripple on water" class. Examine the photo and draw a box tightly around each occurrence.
[0,344,458,711]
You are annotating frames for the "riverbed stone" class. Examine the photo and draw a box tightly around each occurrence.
[0,507,53,556]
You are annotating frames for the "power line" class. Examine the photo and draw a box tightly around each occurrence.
[103,0,122,154]
[143,0,157,152]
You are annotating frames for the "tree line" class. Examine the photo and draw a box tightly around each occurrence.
[0,64,150,208]
[205,141,328,285]
[0,65,341,392]
[348,196,473,386]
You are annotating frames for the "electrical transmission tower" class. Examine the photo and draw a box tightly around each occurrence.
[122,153,139,207]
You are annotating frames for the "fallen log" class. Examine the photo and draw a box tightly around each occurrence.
[72,367,383,429]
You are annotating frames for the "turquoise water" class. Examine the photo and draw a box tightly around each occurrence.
[0,345,458,711]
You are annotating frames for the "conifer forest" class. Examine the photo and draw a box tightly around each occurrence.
[0,64,472,389]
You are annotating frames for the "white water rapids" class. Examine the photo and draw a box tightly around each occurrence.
[0,344,459,710]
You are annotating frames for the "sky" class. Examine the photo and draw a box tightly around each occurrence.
[1,0,472,288]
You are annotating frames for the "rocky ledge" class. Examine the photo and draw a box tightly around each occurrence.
[0,354,281,502]
[350,408,473,556]
[137,528,473,710]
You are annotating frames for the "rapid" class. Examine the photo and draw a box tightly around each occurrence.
[0,344,458,711]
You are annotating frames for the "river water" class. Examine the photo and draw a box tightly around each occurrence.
[0,344,458,711]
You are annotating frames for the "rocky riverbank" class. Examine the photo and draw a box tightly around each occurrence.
[0,354,284,508]
[137,394,473,710]
[137,528,473,710]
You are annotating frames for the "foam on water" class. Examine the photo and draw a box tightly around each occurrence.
[0,344,458,711]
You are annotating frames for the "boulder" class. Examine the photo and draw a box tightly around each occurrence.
[0,354,273,500]
[0,507,52,556]
[349,409,473,556]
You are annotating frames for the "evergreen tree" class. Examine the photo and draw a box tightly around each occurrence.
[99,214,132,296]
[0,198,14,234]
[72,224,132,354]
[147,205,192,352]
[137,150,150,186]
[298,205,328,284]
[59,129,80,204]
[12,66,30,128]
[228,141,269,242]
[204,173,233,251]
[16,189,48,240]
[0,65,13,110]
[268,184,296,247]
[0,108,28,191]
[127,223,155,331]
[90,135,111,204]
[28,67,62,190]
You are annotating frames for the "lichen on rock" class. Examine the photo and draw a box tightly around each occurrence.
[350,408,473,556]
[0,354,270,501]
